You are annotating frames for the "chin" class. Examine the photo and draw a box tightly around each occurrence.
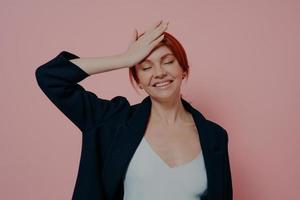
[149,91,181,102]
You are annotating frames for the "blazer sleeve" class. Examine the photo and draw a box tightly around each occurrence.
[35,51,129,132]
[223,129,233,200]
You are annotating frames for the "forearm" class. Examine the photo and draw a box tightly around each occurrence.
[69,53,130,75]
[35,51,130,132]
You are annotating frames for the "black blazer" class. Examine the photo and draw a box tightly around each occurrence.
[35,51,233,200]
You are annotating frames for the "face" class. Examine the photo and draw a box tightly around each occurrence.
[136,45,187,101]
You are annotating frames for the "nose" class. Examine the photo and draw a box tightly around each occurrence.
[153,65,167,78]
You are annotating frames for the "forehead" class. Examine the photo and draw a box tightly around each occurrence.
[142,46,174,63]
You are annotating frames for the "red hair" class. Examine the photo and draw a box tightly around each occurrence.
[129,31,190,94]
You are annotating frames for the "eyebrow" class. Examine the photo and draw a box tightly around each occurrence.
[142,53,174,63]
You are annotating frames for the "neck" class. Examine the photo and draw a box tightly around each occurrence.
[149,95,190,126]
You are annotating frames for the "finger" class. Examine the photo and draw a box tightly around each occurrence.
[135,29,139,40]
[138,31,145,39]
[133,29,138,42]
[137,21,166,42]
[128,29,138,46]
[145,22,168,44]
[142,20,163,37]
[149,33,165,49]
[133,29,137,40]
[147,20,163,32]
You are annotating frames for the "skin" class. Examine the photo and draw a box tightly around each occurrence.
[135,45,190,127]
[135,45,202,168]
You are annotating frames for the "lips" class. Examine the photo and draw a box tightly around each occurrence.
[152,80,173,87]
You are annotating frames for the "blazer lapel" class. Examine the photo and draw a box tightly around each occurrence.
[101,96,224,200]
[181,96,225,199]
[101,96,151,200]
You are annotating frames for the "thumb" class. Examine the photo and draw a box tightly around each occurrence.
[129,29,138,45]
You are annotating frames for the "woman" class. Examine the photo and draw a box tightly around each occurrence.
[35,20,232,200]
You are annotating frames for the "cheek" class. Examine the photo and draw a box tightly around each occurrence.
[169,66,183,77]
[137,73,151,85]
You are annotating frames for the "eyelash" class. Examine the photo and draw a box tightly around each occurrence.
[142,60,174,71]
[166,60,174,64]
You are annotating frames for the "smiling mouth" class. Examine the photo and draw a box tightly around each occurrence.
[152,80,173,88]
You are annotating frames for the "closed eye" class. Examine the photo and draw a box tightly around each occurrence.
[142,67,151,71]
[142,60,174,70]
[164,60,174,64]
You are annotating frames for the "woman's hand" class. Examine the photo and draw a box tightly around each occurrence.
[122,20,169,67]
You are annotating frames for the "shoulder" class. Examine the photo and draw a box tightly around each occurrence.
[94,95,131,124]
[205,119,228,142]
[109,95,131,108]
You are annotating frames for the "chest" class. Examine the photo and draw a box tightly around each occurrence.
[143,120,202,168]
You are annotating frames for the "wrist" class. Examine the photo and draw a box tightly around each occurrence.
[118,52,134,68]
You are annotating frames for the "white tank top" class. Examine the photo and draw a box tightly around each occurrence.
[123,137,208,200]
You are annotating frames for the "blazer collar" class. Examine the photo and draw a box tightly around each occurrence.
[125,95,214,155]
[126,95,207,136]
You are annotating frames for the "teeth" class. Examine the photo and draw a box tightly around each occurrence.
[155,81,172,87]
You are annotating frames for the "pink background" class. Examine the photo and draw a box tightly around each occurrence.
[1,0,299,199]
